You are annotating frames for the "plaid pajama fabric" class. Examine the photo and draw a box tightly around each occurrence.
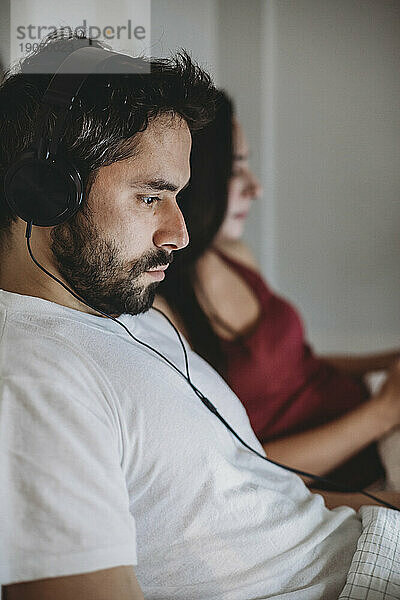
[339,505,400,599]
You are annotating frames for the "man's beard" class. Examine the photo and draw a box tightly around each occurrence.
[50,211,172,317]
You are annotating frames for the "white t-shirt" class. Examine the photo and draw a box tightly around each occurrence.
[0,289,361,599]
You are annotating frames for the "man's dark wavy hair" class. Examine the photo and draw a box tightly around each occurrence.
[0,31,216,236]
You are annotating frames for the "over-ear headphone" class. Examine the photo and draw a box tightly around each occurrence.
[4,41,132,227]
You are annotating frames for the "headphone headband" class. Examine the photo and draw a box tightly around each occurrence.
[34,46,122,159]
[4,42,136,227]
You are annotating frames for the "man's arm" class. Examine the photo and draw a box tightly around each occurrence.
[1,344,138,595]
[3,566,145,600]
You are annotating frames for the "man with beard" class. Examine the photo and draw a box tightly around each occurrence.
[1,34,399,600]
[0,34,212,599]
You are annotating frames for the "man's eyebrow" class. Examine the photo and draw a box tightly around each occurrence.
[130,178,190,193]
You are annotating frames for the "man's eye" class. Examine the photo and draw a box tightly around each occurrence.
[141,196,160,206]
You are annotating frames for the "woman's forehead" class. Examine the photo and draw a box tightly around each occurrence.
[232,118,249,157]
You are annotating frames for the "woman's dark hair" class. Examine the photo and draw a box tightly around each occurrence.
[0,30,216,237]
[158,90,234,373]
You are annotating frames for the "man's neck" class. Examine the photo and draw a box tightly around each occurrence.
[0,269,94,314]
[0,227,95,315]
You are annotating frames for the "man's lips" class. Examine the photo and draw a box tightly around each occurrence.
[144,264,170,280]
[146,264,170,272]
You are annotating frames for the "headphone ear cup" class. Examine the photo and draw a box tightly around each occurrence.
[4,151,83,227]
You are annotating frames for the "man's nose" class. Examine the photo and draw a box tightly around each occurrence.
[153,201,189,251]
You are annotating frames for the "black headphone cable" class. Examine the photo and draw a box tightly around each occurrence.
[25,222,400,512]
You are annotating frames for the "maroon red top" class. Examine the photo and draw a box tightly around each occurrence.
[215,249,370,442]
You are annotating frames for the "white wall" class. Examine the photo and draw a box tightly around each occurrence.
[0,1,10,75]
[151,0,218,80]
[262,0,400,351]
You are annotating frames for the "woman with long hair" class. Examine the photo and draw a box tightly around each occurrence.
[155,90,400,488]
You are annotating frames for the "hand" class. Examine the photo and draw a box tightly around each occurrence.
[375,359,400,430]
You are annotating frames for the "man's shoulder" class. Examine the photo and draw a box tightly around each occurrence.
[0,295,111,396]
[1,305,87,360]
[0,301,123,435]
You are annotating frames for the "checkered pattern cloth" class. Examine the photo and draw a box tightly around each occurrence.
[339,505,400,599]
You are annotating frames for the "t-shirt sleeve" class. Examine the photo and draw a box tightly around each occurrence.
[0,340,137,586]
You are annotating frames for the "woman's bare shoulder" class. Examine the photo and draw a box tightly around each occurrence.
[152,295,189,339]
[214,239,260,271]
[153,295,178,322]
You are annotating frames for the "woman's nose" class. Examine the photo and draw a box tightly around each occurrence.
[244,169,263,200]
